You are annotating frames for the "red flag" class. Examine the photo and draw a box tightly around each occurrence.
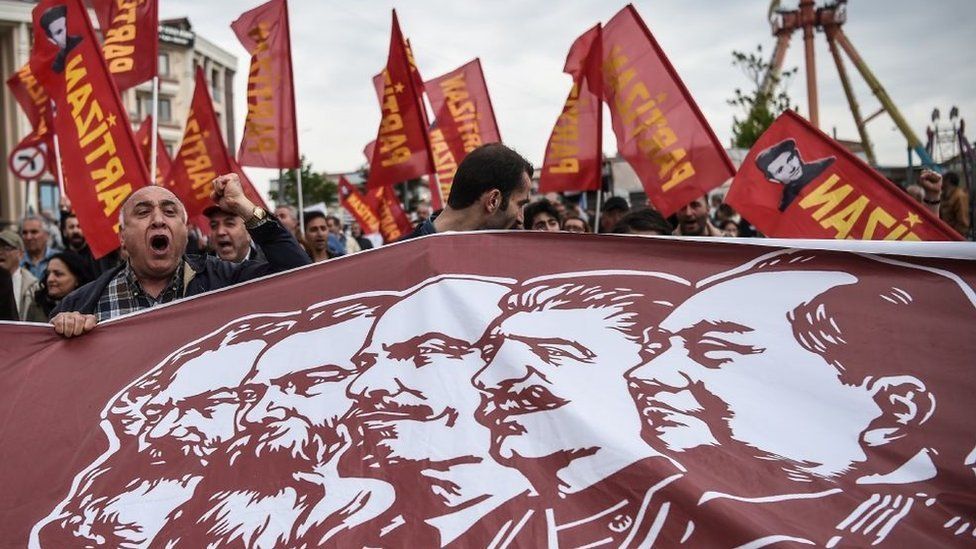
[166,67,267,218]
[539,24,603,194]
[134,115,171,185]
[6,63,55,174]
[726,110,962,241]
[89,0,158,91]
[429,126,459,205]
[366,11,434,190]
[602,5,734,216]
[29,0,151,258]
[366,185,412,243]
[232,0,299,169]
[338,176,381,235]
[425,58,502,169]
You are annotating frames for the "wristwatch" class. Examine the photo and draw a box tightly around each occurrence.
[244,206,268,229]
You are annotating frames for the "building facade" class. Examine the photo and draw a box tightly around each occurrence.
[0,1,236,227]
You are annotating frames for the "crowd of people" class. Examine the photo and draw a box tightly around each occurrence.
[0,142,970,331]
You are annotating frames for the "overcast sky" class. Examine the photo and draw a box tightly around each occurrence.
[160,0,976,200]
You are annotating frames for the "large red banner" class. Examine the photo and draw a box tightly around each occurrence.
[2,235,974,547]
[366,11,434,190]
[425,58,501,196]
[232,0,300,169]
[539,24,603,194]
[134,115,171,185]
[602,4,734,216]
[29,0,151,258]
[727,110,962,241]
[165,67,266,219]
[89,0,158,91]
[339,175,381,234]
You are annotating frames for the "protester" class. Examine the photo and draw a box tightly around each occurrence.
[611,208,674,235]
[673,196,724,236]
[414,201,432,224]
[523,199,561,232]
[402,143,532,240]
[327,215,361,254]
[938,171,970,236]
[303,211,336,262]
[0,268,16,321]
[904,183,926,204]
[59,196,119,276]
[0,229,41,321]
[50,174,310,337]
[31,251,95,320]
[20,215,57,279]
[350,222,374,250]
[720,219,741,237]
[205,205,263,263]
[274,205,300,234]
[598,196,629,233]
[562,214,591,233]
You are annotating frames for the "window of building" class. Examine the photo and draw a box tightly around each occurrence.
[158,53,170,77]
[138,96,173,123]
[211,69,221,102]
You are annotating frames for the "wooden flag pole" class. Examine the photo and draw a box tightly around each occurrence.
[594,188,603,233]
[52,134,66,197]
[149,76,159,184]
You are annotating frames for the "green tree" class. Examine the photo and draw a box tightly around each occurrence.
[269,155,337,208]
[728,45,797,148]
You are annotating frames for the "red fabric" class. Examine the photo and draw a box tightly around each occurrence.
[366,11,434,190]
[339,176,381,234]
[539,24,603,193]
[424,58,502,196]
[6,63,55,177]
[2,235,975,547]
[366,185,412,243]
[165,68,266,219]
[232,0,299,169]
[90,0,158,91]
[29,0,151,258]
[726,110,962,241]
[133,115,171,185]
[429,126,458,206]
[602,5,734,216]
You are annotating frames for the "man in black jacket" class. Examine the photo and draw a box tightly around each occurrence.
[51,174,310,337]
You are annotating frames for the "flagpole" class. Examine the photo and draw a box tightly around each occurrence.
[149,76,159,184]
[53,134,66,198]
[594,188,602,233]
[296,164,305,235]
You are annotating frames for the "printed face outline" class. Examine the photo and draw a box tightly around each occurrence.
[627,271,887,480]
[347,278,510,466]
[765,150,802,184]
[45,16,68,49]
[239,311,379,458]
[473,296,646,461]
[138,340,265,463]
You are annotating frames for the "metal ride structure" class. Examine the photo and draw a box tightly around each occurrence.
[759,0,937,169]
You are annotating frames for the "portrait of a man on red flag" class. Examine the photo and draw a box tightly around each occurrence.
[38,5,82,73]
[755,138,836,211]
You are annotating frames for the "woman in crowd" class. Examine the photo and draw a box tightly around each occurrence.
[562,214,592,233]
[27,251,95,321]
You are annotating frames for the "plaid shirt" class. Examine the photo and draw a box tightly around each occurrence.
[95,261,186,321]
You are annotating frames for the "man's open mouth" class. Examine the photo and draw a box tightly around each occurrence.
[353,399,440,424]
[149,234,170,255]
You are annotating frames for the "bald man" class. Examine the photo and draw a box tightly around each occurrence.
[50,176,309,337]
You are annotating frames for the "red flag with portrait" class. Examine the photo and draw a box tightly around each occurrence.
[539,24,603,194]
[338,176,381,235]
[602,4,734,216]
[134,115,171,185]
[231,0,299,169]
[366,11,434,190]
[166,68,267,219]
[726,110,962,241]
[29,0,151,258]
[88,0,158,91]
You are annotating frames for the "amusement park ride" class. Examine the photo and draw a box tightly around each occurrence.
[758,0,939,169]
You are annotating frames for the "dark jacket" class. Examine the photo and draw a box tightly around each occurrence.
[53,219,310,316]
